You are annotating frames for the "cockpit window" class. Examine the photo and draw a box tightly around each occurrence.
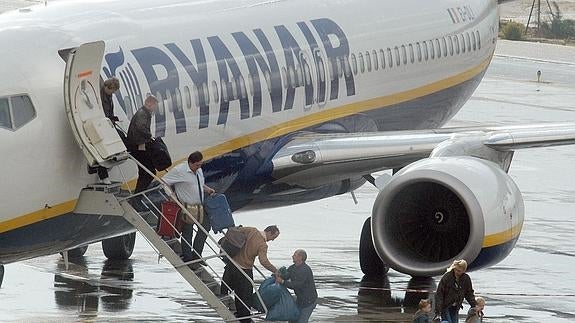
[0,95,36,131]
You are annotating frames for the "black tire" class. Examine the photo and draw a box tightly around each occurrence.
[102,232,136,260]
[359,217,389,276]
[0,264,4,288]
[60,245,89,259]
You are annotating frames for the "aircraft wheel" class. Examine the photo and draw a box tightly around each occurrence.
[102,232,136,260]
[359,217,389,276]
[60,245,89,259]
[0,264,4,288]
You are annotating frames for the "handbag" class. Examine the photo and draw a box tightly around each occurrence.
[149,137,172,171]
[181,204,204,224]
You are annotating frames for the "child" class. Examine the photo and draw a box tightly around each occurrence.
[413,299,432,323]
[465,296,485,323]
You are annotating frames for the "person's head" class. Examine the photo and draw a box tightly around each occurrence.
[103,77,120,95]
[447,259,468,278]
[144,95,158,112]
[418,299,432,313]
[187,151,203,171]
[292,249,307,265]
[264,225,280,241]
[475,296,485,311]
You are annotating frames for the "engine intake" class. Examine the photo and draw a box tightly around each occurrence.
[372,156,524,276]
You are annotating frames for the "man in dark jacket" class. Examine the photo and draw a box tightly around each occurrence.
[276,249,318,323]
[127,95,158,193]
[434,259,477,323]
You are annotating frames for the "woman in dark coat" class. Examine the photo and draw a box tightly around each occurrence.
[434,260,477,323]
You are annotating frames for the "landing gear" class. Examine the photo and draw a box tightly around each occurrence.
[359,217,389,276]
[60,245,89,259]
[0,264,4,288]
[102,232,136,260]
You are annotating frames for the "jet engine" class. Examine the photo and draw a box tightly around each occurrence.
[371,156,524,277]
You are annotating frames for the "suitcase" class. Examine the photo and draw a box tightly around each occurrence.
[157,201,183,238]
[204,193,235,234]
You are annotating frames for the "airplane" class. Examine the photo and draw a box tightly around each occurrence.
[1,0,575,288]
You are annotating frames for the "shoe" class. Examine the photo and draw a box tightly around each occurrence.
[101,178,112,185]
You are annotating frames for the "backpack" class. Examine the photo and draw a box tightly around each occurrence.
[219,226,247,258]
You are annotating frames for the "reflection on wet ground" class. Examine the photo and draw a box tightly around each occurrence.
[53,259,134,317]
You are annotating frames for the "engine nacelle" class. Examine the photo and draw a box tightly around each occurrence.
[372,156,524,276]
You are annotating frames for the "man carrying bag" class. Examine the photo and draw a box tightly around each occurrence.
[162,151,215,268]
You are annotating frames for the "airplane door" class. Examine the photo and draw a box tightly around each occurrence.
[63,41,128,168]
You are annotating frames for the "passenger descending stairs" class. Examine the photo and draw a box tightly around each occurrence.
[74,156,268,322]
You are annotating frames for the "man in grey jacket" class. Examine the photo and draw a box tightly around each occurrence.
[127,95,158,193]
[276,249,318,323]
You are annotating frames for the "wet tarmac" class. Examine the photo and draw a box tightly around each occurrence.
[1,2,575,321]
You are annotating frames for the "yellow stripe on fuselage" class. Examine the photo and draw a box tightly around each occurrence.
[482,222,524,248]
[0,54,492,234]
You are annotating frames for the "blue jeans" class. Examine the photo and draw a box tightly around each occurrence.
[441,305,459,323]
[290,301,316,323]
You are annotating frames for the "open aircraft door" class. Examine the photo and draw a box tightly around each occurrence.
[63,41,128,168]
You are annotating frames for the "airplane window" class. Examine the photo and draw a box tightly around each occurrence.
[211,81,219,103]
[184,86,192,109]
[471,31,477,51]
[192,84,199,107]
[358,52,365,73]
[296,64,304,86]
[365,51,372,72]
[460,34,466,53]
[387,48,393,68]
[372,50,378,71]
[336,57,343,78]
[415,43,421,62]
[10,95,36,129]
[221,79,229,102]
[394,46,400,66]
[454,35,460,54]
[231,78,239,100]
[401,45,407,65]
[448,36,454,56]
[0,98,11,129]
[379,49,386,69]
[435,39,442,58]
[442,38,448,57]
[156,92,165,115]
[304,63,312,85]
[174,88,183,111]
[202,83,210,105]
[280,69,287,90]
[238,75,247,98]
[409,44,414,64]
[423,42,429,61]
[351,53,358,75]
[428,41,435,59]
[264,71,272,92]
[165,90,173,112]
[342,57,351,78]
[320,59,328,82]
[476,30,481,50]
[466,32,471,52]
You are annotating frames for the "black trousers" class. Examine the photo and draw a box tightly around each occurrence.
[181,213,211,261]
[131,149,155,193]
[222,265,254,323]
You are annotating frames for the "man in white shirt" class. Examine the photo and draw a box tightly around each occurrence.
[162,151,215,265]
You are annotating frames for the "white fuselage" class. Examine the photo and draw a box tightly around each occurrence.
[0,0,498,261]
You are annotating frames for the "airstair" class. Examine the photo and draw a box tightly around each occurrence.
[63,41,268,321]
[74,156,269,322]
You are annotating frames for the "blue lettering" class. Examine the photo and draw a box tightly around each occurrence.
[311,18,355,98]
[165,40,210,129]
[208,36,250,125]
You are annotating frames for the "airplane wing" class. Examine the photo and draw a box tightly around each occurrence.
[271,123,575,188]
